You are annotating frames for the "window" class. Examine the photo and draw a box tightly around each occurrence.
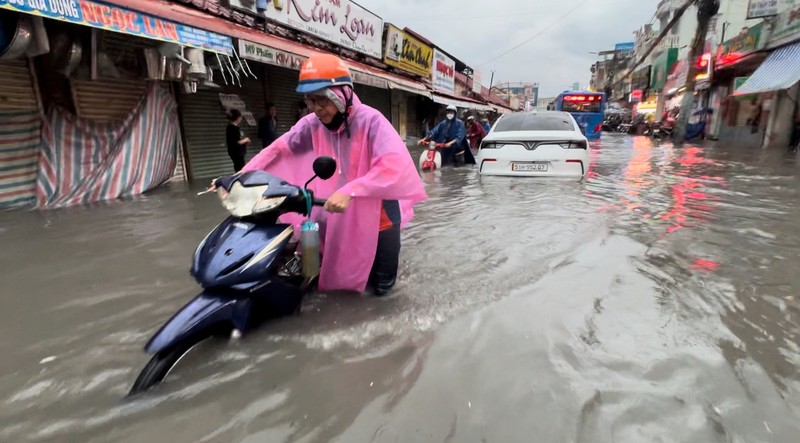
[494,113,576,132]
[561,100,602,113]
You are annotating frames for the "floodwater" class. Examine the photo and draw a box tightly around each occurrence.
[2,136,800,443]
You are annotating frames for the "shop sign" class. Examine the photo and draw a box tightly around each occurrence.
[472,69,482,94]
[432,49,455,94]
[716,23,764,66]
[0,0,234,54]
[264,0,383,58]
[629,89,643,102]
[650,47,678,90]
[767,5,800,49]
[614,41,634,59]
[747,0,779,19]
[383,24,432,78]
[351,70,388,88]
[238,39,306,70]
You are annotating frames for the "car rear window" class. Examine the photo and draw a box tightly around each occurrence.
[493,113,576,132]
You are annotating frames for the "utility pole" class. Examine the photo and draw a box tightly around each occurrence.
[673,0,720,145]
[610,0,695,89]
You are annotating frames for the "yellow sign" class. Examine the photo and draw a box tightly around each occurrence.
[383,24,432,78]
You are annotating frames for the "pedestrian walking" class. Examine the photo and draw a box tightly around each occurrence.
[257,102,278,148]
[226,109,250,172]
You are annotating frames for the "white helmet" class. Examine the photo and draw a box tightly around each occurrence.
[446,105,457,112]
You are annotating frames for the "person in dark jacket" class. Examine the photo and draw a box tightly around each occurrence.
[418,105,466,166]
[257,102,278,148]
[225,109,250,172]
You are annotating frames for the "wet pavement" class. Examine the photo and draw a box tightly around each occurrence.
[2,135,800,442]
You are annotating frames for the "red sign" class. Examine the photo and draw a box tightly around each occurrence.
[564,94,602,102]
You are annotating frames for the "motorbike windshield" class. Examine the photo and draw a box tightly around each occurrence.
[215,171,299,218]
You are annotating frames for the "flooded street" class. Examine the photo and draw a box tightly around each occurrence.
[2,135,800,442]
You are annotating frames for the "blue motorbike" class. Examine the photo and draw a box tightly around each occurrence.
[128,157,337,395]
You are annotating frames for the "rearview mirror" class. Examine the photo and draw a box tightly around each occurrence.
[313,156,337,180]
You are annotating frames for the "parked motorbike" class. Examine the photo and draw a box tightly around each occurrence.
[128,156,338,395]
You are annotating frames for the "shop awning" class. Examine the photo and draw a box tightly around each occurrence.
[431,93,494,112]
[733,42,800,96]
[493,106,515,115]
[103,0,431,97]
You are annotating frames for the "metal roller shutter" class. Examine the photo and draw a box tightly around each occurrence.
[71,78,149,123]
[0,59,38,110]
[71,30,151,124]
[356,84,391,119]
[179,76,266,180]
[0,59,40,208]
[265,65,302,136]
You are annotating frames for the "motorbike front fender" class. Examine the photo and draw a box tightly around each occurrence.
[144,290,252,354]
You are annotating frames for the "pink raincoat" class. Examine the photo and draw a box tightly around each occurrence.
[242,92,427,292]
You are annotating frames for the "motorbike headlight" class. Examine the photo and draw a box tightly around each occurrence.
[252,196,286,214]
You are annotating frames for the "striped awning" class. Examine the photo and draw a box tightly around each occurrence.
[734,42,800,96]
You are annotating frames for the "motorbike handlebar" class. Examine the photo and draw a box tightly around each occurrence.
[313,198,327,206]
[421,140,447,148]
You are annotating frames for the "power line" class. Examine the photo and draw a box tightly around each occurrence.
[477,0,591,67]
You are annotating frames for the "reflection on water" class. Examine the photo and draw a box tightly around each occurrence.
[1,136,800,442]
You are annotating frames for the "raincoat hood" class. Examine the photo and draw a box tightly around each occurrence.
[242,92,427,293]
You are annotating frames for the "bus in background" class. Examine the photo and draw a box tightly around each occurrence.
[554,92,606,140]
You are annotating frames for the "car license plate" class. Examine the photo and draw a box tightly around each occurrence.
[512,162,548,172]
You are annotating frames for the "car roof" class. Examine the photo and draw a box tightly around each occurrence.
[491,111,578,130]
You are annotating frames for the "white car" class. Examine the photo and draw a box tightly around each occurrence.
[476,111,589,178]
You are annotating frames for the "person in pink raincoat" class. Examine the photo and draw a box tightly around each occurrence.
[240,54,427,295]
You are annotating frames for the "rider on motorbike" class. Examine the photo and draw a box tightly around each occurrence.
[238,54,427,295]
[419,105,466,166]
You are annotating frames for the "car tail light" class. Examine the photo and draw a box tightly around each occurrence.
[480,141,499,150]
[594,124,603,134]
[566,141,588,149]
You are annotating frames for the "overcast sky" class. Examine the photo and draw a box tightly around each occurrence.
[363,0,656,97]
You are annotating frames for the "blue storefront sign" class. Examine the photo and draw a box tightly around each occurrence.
[0,0,233,54]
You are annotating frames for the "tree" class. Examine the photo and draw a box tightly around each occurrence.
[673,0,720,145]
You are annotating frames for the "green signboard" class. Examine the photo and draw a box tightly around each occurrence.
[651,48,678,90]
[716,23,764,67]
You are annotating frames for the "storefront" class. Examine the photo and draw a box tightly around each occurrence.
[650,48,679,120]
[178,75,266,180]
[712,22,769,146]
[730,6,800,150]
[0,0,236,206]
[383,24,434,139]
[0,54,40,207]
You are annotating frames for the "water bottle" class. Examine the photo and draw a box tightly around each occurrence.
[300,221,320,278]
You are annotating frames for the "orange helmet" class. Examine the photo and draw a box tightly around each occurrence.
[296,54,353,94]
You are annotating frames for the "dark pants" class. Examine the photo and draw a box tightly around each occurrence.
[228,149,246,172]
[439,146,456,166]
[368,225,401,296]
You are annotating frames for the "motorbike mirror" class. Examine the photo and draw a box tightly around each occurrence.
[313,156,337,180]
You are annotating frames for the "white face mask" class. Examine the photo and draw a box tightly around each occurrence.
[446,113,455,120]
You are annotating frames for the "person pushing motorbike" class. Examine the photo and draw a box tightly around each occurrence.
[232,54,427,296]
[418,105,466,166]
